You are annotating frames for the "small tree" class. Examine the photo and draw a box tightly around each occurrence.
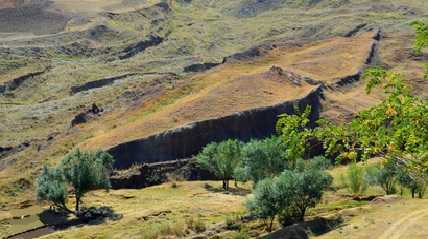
[395,153,428,198]
[246,178,279,232]
[276,106,313,165]
[239,137,288,183]
[60,149,114,213]
[278,159,333,224]
[196,139,242,191]
[247,157,332,230]
[377,158,398,195]
[37,166,68,212]
[37,149,115,214]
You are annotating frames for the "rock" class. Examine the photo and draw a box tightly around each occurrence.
[184,62,220,73]
[119,35,164,59]
[70,103,103,127]
[371,195,400,204]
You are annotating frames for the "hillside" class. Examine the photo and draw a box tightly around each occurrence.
[1,0,428,238]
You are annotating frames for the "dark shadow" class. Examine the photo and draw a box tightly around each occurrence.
[38,209,70,226]
[204,183,252,196]
[260,216,343,239]
[78,206,123,224]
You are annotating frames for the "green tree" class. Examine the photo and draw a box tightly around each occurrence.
[60,149,114,213]
[247,158,332,230]
[246,178,279,231]
[36,166,68,212]
[37,149,115,214]
[196,139,242,191]
[276,106,313,165]
[395,153,428,198]
[239,137,288,183]
[316,67,428,162]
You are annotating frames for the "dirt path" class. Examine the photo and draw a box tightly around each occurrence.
[316,198,428,239]
[378,208,428,239]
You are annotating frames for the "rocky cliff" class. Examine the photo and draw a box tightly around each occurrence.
[109,85,322,169]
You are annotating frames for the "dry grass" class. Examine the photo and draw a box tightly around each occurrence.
[37,181,247,239]
[81,32,375,150]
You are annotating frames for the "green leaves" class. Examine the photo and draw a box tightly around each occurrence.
[36,166,68,210]
[410,20,428,56]
[240,137,288,183]
[36,149,115,213]
[276,106,313,163]
[317,67,428,162]
[196,139,242,190]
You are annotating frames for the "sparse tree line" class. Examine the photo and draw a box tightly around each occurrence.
[36,21,428,230]
[196,21,428,231]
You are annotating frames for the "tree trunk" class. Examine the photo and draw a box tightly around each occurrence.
[222,180,227,190]
[412,188,415,198]
[268,217,274,232]
[299,207,306,222]
[226,180,230,191]
[234,179,238,188]
[75,195,80,214]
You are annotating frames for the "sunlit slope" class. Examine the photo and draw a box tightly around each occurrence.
[81,32,377,150]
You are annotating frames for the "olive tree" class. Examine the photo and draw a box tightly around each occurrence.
[196,139,242,191]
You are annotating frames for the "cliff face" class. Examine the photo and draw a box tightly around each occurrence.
[110,85,322,169]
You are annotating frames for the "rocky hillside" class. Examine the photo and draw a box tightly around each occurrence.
[0,0,427,209]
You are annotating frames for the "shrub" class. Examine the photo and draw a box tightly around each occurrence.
[377,159,398,195]
[342,163,368,196]
[185,217,206,233]
[197,139,242,191]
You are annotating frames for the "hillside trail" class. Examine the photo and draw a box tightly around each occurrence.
[378,208,428,239]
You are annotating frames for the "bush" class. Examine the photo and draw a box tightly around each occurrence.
[185,217,206,233]
[377,159,398,195]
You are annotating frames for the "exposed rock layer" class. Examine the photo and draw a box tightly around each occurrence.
[110,85,322,169]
